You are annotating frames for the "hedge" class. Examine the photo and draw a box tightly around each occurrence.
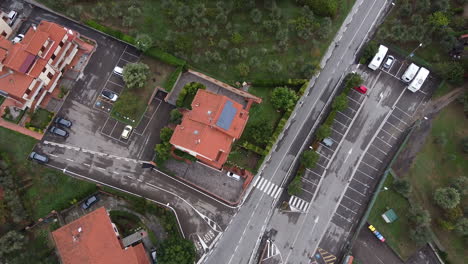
[85,20,135,44]
[163,66,183,92]
[145,48,186,67]
[251,79,307,88]
[241,141,268,156]
[297,81,309,96]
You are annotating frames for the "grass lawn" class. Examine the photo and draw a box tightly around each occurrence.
[45,0,355,83]
[28,108,53,130]
[227,144,262,171]
[367,175,418,260]
[247,86,283,129]
[112,56,174,125]
[403,102,468,264]
[0,126,97,219]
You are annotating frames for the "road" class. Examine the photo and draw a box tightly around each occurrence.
[204,0,391,263]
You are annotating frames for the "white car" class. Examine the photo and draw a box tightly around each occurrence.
[113,66,123,76]
[101,90,118,102]
[383,55,395,69]
[121,125,133,139]
[12,34,24,44]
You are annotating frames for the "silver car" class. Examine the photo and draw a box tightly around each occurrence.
[383,55,395,69]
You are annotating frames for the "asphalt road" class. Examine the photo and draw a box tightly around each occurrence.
[204,0,391,263]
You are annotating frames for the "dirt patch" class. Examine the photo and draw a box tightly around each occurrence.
[141,56,175,88]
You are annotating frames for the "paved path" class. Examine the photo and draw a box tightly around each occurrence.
[0,119,43,140]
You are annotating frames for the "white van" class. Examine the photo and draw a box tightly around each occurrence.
[7,11,18,26]
[401,63,420,83]
[407,67,429,92]
[113,66,123,76]
[368,45,388,70]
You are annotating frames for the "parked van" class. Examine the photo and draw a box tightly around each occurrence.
[7,11,18,26]
[401,63,420,83]
[407,67,429,92]
[113,66,123,76]
[368,45,388,70]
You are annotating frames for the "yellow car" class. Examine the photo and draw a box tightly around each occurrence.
[368,225,376,232]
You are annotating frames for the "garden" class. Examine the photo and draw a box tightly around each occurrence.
[368,102,468,264]
[40,0,355,83]
[25,108,54,133]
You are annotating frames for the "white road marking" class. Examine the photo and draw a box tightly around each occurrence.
[344,195,362,206]
[352,177,369,187]
[357,169,375,180]
[361,161,379,171]
[376,137,393,148]
[370,144,388,156]
[66,158,74,162]
[336,111,352,120]
[348,186,366,196]
[386,119,404,132]
[335,212,352,222]
[339,204,358,214]
[344,148,353,163]
[366,152,383,163]
[380,128,397,139]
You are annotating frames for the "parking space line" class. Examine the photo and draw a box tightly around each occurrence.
[348,186,366,196]
[124,51,140,58]
[333,118,348,128]
[380,128,397,139]
[329,137,340,144]
[316,151,330,160]
[101,116,111,133]
[394,106,413,118]
[347,95,361,105]
[352,177,369,187]
[339,204,358,214]
[66,158,74,162]
[141,99,162,135]
[335,212,352,222]
[395,62,405,76]
[118,57,133,64]
[366,152,383,163]
[387,119,405,132]
[361,161,379,171]
[315,162,326,169]
[301,188,315,196]
[319,143,335,153]
[370,144,388,156]
[107,80,124,88]
[302,177,317,186]
[306,168,322,178]
[84,163,91,167]
[337,111,352,120]
[391,113,409,126]
[331,127,344,136]
[376,137,393,148]
[357,169,375,179]
[344,195,362,206]
[418,89,428,95]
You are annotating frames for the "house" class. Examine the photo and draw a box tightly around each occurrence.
[0,20,81,110]
[170,89,250,169]
[51,207,150,264]
[0,11,13,38]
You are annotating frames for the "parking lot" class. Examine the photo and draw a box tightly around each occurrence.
[311,52,437,263]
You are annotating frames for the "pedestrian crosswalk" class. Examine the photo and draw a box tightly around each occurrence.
[288,195,310,212]
[252,177,283,198]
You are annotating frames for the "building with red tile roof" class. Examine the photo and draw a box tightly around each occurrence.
[0,20,82,110]
[52,207,150,264]
[170,89,250,169]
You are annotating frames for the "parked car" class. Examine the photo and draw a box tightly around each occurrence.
[322,137,333,147]
[49,126,69,137]
[101,90,118,102]
[81,195,99,210]
[29,151,49,163]
[226,171,241,181]
[7,10,18,26]
[368,225,386,242]
[383,55,395,69]
[55,117,72,128]
[12,34,24,44]
[113,66,123,76]
[121,125,133,139]
[353,85,368,94]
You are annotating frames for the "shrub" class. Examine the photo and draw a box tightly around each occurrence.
[316,125,332,141]
[271,87,298,111]
[410,226,431,244]
[236,63,250,77]
[176,82,206,108]
[433,187,460,209]
[287,175,303,196]
[455,218,468,236]
[169,109,183,124]
[332,94,349,111]
[243,119,273,146]
[445,206,463,222]
[144,47,186,66]
[135,34,154,52]
[360,41,378,64]
[409,204,431,227]
[160,127,174,142]
[451,176,467,196]
[163,66,183,92]
[300,0,338,17]
[393,178,412,198]
[155,142,172,161]
[435,62,465,84]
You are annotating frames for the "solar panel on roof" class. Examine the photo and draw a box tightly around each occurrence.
[216,101,237,130]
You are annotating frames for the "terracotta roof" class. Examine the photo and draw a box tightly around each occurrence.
[170,90,249,168]
[0,69,33,100]
[52,207,150,264]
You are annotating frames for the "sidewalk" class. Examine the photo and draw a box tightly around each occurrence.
[0,119,43,140]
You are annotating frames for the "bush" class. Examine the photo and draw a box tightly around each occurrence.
[176,82,206,108]
[144,47,186,67]
[85,20,134,44]
[360,41,378,64]
[155,142,172,161]
[169,109,183,124]
[409,204,431,227]
[287,175,303,196]
[135,34,153,52]
[160,127,174,142]
[332,94,349,111]
[163,66,183,92]
[158,237,196,264]
[435,62,465,84]
[393,178,412,198]
[301,150,320,169]
[243,119,273,146]
[410,226,431,244]
[433,187,460,209]
[300,0,338,17]
[454,218,468,236]
[271,87,298,111]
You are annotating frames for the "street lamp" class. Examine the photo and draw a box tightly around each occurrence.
[407,43,423,59]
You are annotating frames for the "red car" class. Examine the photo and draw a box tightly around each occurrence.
[354,85,368,94]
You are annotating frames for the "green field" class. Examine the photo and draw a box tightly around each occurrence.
[368,175,419,260]
[42,0,355,83]
[403,103,467,264]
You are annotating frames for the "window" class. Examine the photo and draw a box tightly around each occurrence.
[47,72,53,79]
[59,41,64,47]
[40,46,46,52]
[51,54,56,60]
[42,67,46,73]
[25,89,31,95]
[1,31,6,37]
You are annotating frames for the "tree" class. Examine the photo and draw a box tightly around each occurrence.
[231,32,243,44]
[193,3,206,18]
[216,13,228,24]
[300,0,338,17]
[317,17,332,39]
[228,48,240,60]
[160,127,174,142]
[250,8,262,23]
[451,176,467,196]
[332,94,348,111]
[174,16,188,28]
[415,0,431,13]
[243,119,273,146]
[158,237,196,264]
[455,218,468,236]
[434,187,460,209]
[301,150,320,169]
[249,56,260,68]
[410,226,431,244]
[0,231,25,258]
[316,125,332,140]
[271,87,298,111]
[435,62,464,84]
[432,0,450,12]
[135,34,153,52]
[287,175,302,196]
[66,5,83,20]
[267,60,283,74]
[91,3,108,22]
[169,109,183,125]
[409,204,431,227]
[393,179,412,198]
[218,39,229,50]
[155,142,171,161]
[429,11,450,28]
[360,41,378,64]
[123,63,150,89]
[236,63,250,77]
[345,73,363,90]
